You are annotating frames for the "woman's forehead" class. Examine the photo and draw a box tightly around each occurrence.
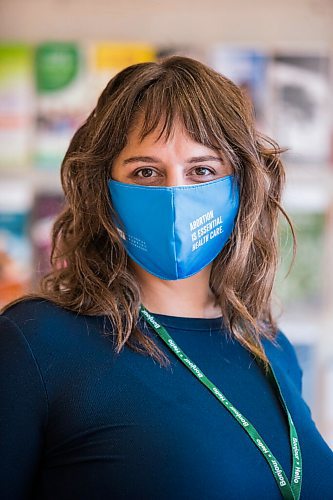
[128,112,183,140]
[124,107,231,158]
[127,117,191,145]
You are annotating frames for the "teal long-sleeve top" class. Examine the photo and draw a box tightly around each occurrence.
[0,299,332,499]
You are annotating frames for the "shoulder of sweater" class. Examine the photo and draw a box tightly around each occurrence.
[263,329,303,393]
[1,297,112,342]
[264,329,299,364]
[2,297,82,324]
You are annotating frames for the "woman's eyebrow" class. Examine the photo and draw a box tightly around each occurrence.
[123,156,159,164]
[186,155,223,163]
[123,155,223,165]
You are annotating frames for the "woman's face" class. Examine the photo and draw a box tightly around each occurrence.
[112,119,233,187]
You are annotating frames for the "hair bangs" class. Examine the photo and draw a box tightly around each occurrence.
[131,74,228,154]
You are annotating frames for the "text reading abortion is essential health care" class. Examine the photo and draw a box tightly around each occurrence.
[190,210,223,252]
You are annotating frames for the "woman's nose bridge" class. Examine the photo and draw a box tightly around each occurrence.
[164,163,186,186]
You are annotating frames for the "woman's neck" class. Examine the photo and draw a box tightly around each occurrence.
[131,261,221,318]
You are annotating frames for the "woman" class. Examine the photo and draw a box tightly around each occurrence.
[0,56,332,500]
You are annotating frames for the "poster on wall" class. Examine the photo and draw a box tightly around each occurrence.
[209,46,269,132]
[0,182,33,307]
[0,44,34,169]
[30,192,64,286]
[34,42,88,170]
[275,210,327,315]
[269,53,331,164]
[86,43,156,110]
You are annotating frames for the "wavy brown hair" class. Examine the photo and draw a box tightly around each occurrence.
[9,56,295,367]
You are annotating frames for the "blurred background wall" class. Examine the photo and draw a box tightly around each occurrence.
[0,0,332,445]
[1,0,333,45]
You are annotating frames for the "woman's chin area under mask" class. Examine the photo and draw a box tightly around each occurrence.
[129,258,222,319]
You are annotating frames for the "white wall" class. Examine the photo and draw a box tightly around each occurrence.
[0,0,332,48]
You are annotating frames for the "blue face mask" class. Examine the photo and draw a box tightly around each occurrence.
[108,175,240,280]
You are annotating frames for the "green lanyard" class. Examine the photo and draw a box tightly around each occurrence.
[140,305,302,500]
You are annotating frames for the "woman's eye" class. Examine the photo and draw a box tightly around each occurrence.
[134,168,157,178]
[192,167,215,176]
